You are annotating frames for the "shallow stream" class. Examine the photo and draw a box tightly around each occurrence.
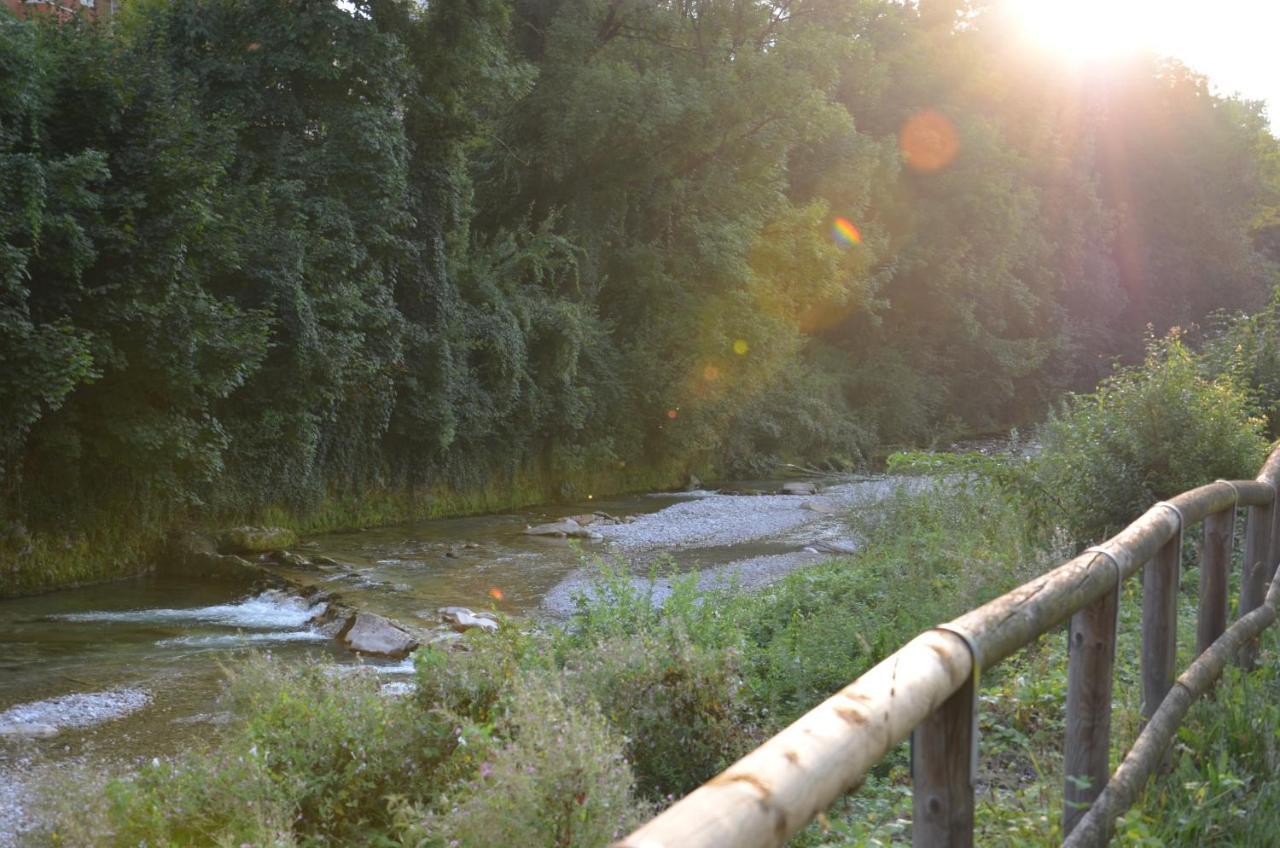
[0,475,912,845]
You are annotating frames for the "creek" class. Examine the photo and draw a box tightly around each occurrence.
[0,475,913,845]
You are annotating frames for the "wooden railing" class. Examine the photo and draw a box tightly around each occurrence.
[616,446,1280,848]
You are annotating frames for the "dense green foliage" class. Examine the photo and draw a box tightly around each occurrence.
[3,0,1278,592]
[1035,335,1268,544]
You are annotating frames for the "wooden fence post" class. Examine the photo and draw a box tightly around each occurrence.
[1063,574,1119,837]
[1141,533,1180,721]
[1197,509,1235,656]
[911,669,976,848]
[1238,502,1273,668]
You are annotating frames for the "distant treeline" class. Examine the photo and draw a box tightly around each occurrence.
[2,0,1277,582]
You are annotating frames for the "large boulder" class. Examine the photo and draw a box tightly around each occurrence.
[217,526,298,555]
[341,612,418,658]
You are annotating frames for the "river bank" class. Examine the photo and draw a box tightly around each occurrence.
[1,461,693,599]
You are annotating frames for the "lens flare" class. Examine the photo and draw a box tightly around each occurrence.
[733,339,749,356]
[831,217,861,247]
[900,110,959,172]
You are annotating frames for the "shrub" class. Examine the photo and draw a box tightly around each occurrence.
[51,656,458,847]
[555,561,758,798]
[49,747,297,848]
[558,558,748,656]
[567,631,754,799]
[413,624,550,725]
[1201,289,1280,436]
[223,659,456,844]
[1034,335,1268,545]
[399,673,643,848]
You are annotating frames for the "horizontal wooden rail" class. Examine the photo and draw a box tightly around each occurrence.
[616,447,1280,848]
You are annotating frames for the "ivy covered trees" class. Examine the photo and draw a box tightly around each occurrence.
[1,0,1277,592]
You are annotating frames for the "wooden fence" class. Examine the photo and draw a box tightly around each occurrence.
[615,445,1280,848]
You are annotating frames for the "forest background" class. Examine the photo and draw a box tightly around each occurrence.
[3,0,1279,595]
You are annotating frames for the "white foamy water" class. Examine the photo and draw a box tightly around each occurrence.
[54,591,325,630]
[379,681,416,697]
[0,688,150,729]
[373,657,416,675]
[156,630,329,648]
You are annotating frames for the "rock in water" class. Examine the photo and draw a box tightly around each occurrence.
[781,481,819,496]
[437,606,499,633]
[267,550,312,568]
[309,603,354,638]
[217,526,298,554]
[341,613,419,658]
[524,518,603,539]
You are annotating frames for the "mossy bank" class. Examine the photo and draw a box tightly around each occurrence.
[0,461,689,598]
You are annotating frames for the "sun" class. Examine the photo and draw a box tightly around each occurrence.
[1002,0,1155,65]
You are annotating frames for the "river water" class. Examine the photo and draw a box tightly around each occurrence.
[0,476,911,845]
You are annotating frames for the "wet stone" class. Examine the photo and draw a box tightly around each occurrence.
[0,723,58,740]
[341,612,418,658]
[267,550,312,569]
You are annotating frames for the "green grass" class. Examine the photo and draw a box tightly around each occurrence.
[788,511,1280,847]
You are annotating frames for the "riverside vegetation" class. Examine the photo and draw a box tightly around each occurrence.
[37,330,1280,845]
[4,0,1280,595]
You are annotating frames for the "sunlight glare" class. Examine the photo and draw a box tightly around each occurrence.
[1001,0,1280,131]
[1004,0,1153,64]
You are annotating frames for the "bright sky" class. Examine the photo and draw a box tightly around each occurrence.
[1002,0,1280,133]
